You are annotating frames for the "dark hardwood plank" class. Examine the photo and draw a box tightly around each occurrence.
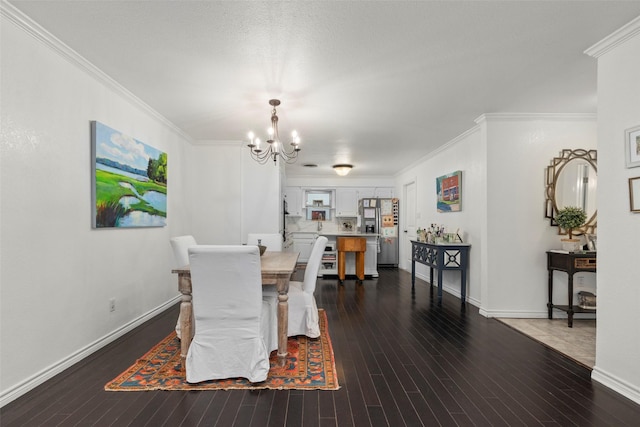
[2,268,640,427]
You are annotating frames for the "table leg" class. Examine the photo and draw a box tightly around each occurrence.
[437,268,444,305]
[567,274,575,328]
[411,259,416,290]
[177,273,193,365]
[276,277,290,366]
[338,251,346,282]
[355,251,365,281]
[461,269,467,308]
[429,266,434,291]
[547,269,553,319]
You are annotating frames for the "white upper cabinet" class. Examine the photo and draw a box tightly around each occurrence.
[374,187,394,198]
[335,188,359,217]
[358,187,375,199]
[284,186,303,216]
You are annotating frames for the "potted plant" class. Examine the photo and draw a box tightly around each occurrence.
[555,206,587,251]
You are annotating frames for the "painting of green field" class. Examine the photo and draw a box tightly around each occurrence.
[91,121,167,228]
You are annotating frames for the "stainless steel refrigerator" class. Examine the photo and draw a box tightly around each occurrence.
[359,198,399,267]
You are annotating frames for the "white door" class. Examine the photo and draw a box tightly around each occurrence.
[402,181,417,270]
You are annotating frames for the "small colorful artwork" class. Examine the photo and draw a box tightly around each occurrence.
[311,210,326,220]
[436,170,461,212]
[91,121,167,228]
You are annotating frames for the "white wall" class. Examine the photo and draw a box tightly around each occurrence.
[186,142,243,245]
[241,153,284,239]
[587,17,640,405]
[395,128,486,306]
[286,176,395,189]
[394,115,597,314]
[480,114,597,317]
[0,11,190,404]
[185,143,286,246]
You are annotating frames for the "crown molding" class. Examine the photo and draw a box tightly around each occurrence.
[190,140,240,147]
[395,125,481,177]
[475,113,596,124]
[0,1,194,143]
[585,15,640,58]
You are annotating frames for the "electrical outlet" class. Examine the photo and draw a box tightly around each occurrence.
[577,276,584,286]
[109,298,116,312]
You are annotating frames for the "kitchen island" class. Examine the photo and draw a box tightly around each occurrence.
[318,232,379,278]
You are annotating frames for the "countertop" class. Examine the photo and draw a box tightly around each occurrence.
[319,232,379,237]
[289,231,380,237]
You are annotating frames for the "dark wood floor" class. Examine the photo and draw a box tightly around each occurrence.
[3,268,640,426]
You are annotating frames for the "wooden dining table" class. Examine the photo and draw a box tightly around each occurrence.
[172,251,300,366]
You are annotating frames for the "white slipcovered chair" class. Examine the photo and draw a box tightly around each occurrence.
[246,233,285,347]
[287,236,328,338]
[170,235,198,339]
[170,235,197,268]
[186,245,277,384]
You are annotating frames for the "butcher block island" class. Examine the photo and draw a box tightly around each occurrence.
[318,232,379,278]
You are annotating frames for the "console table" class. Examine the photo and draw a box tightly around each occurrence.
[546,250,596,327]
[411,240,471,306]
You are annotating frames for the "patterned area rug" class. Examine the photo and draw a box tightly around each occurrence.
[105,309,339,391]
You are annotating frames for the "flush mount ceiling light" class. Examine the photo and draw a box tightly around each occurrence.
[246,99,301,165]
[333,164,353,176]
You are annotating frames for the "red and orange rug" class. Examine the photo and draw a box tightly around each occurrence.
[105,309,339,391]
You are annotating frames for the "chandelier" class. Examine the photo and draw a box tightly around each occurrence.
[246,99,301,165]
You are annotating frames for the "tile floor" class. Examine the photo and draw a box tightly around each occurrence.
[497,317,596,369]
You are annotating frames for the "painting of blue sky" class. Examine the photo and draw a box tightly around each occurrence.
[91,121,167,228]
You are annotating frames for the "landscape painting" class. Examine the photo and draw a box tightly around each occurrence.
[436,170,461,212]
[91,121,167,228]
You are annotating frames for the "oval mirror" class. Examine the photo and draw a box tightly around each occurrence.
[545,149,597,235]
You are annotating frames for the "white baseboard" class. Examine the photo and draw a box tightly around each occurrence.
[480,309,596,320]
[0,296,180,408]
[592,366,640,406]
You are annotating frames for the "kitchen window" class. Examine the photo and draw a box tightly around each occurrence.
[305,190,332,221]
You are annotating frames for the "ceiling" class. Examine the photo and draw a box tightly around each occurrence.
[8,1,640,178]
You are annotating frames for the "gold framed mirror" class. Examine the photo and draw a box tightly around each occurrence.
[545,149,597,235]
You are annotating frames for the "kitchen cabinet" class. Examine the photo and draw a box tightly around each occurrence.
[348,187,394,200]
[292,232,316,262]
[335,188,359,217]
[374,187,394,198]
[357,187,376,199]
[284,186,303,216]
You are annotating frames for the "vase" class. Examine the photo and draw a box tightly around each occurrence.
[561,238,581,252]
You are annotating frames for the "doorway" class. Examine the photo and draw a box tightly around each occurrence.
[401,180,417,270]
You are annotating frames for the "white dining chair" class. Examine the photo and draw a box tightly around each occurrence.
[287,236,328,338]
[186,245,277,383]
[170,235,197,339]
[170,235,197,268]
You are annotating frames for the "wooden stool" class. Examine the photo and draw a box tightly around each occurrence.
[337,237,366,281]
